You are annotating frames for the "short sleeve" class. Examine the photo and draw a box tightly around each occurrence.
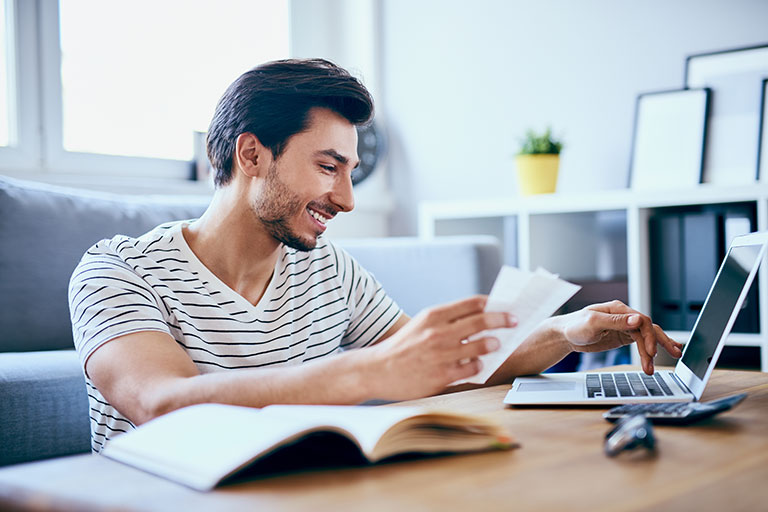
[68,240,171,369]
[334,245,403,350]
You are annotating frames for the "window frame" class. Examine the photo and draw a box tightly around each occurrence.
[38,0,189,179]
[0,0,41,171]
[0,0,221,182]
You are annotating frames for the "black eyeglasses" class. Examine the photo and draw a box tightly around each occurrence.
[604,414,656,457]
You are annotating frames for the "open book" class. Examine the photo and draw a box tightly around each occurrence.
[102,403,516,491]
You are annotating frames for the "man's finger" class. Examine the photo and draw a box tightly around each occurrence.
[422,295,488,324]
[614,315,667,373]
[450,311,517,341]
[602,311,658,358]
[588,311,643,335]
[631,327,654,375]
[449,357,483,382]
[620,322,655,375]
[654,324,683,357]
[453,336,501,361]
[588,299,635,315]
[633,315,658,358]
[589,303,657,355]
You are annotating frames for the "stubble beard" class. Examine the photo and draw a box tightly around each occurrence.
[253,162,318,252]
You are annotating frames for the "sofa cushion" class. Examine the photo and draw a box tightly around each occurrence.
[0,176,209,352]
[0,350,90,466]
[338,236,501,316]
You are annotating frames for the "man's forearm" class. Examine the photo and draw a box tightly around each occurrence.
[89,302,514,425]
[145,347,382,421]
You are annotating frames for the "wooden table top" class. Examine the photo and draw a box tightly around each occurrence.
[1,367,767,511]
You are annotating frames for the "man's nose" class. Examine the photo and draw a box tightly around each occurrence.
[330,173,355,213]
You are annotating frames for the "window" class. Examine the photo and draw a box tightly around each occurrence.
[1,0,290,179]
[58,0,289,162]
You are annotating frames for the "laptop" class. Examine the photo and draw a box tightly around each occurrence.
[504,231,768,406]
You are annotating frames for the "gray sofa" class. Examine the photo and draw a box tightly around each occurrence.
[0,175,502,467]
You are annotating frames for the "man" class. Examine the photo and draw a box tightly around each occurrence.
[69,59,682,452]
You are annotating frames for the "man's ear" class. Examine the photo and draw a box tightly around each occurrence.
[234,133,270,179]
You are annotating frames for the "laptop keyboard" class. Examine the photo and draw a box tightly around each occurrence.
[586,372,675,398]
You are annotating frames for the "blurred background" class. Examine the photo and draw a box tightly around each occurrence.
[1,0,766,236]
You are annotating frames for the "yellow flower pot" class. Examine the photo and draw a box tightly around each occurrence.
[516,154,559,196]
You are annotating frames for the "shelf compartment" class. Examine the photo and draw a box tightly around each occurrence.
[528,210,627,281]
[665,331,765,347]
[433,215,518,267]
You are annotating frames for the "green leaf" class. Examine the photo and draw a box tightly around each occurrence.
[517,126,563,155]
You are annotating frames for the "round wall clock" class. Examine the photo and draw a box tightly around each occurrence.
[353,122,385,185]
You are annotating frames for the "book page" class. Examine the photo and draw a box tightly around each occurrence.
[102,403,441,490]
[454,266,580,385]
[261,405,427,455]
[103,404,323,491]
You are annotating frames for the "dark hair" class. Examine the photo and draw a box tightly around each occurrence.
[206,58,374,187]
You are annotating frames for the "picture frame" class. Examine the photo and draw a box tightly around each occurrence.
[685,44,768,185]
[629,88,710,191]
[759,78,768,183]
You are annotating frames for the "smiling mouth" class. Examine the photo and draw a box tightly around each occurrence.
[307,207,332,226]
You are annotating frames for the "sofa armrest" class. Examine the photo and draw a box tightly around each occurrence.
[0,350,91,466]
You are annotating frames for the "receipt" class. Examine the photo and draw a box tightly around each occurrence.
[453,266,581,385]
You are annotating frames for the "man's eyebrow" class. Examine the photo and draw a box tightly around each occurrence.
[316,149,359,168]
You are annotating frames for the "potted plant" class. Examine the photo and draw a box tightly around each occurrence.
[516,127,563,196]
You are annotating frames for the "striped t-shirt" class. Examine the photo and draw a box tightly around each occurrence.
[68,220,402,453]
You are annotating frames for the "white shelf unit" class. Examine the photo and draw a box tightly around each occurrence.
[418,184,768,372]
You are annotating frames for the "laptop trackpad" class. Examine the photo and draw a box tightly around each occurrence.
[518,382,578,392]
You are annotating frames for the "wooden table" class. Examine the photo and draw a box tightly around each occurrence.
[1,367,767,511]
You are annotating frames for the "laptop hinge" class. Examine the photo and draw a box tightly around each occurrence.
[670,372,694,397]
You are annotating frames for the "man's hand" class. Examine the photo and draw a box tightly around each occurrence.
[553,300,683,375]
[367,295,517,401]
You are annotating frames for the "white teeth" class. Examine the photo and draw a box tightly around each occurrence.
[309,209,328,224]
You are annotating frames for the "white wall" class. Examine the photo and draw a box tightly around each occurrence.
[291,0,393,238]
[380,0,768,234]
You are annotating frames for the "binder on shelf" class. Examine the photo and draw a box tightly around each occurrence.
[649,214,685,331]
[682,211,719,330]
[724,214,752,250]
[649,204,760,336]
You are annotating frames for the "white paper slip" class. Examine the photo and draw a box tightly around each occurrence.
[453,266,581,385]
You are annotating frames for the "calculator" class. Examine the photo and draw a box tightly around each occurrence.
[603,393,747,425]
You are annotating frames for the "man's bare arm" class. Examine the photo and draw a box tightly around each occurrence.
[86,296,515,425]
[370,312,410,345]
[86,330,383,425]
[485,300,684,385]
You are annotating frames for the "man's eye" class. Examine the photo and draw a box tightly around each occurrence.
[320,165,336,172]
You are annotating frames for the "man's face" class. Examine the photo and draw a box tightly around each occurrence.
[251,108,359,252]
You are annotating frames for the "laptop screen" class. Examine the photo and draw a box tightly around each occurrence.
[681,243,762,379]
